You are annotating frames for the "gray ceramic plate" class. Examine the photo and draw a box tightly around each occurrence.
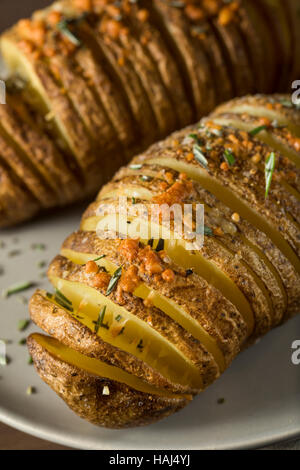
[0,0,300,451]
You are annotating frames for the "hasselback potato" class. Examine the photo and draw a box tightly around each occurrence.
[28,94,300,428]
[1,0,300,227]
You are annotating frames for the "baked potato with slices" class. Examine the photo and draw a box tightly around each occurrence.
[28,93,300,428]
[1,0,300,227]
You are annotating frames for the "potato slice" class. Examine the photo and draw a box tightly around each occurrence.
[285,0,300,84]
[61,233,250,370]
[125,3,193,128]
[214,95,300,137]
[212,17,254,96]
[78,21,158,149]
[237,0,276,93]
[210,113,300,169]
[95,173,288,327]
[28,333,191,428]
[258,0,292,90]
[0,160,39,227]
[30,290,194,393]
[151,0,216,117]
[74,48,137,156]
[0,31,99,190]
[0,125,55,209]
[0,91,80,205]
[138,126,300,272]
[46,255,222,393]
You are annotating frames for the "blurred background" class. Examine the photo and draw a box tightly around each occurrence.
[0,0,51,32]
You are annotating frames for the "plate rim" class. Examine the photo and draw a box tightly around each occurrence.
[1,407,299,450]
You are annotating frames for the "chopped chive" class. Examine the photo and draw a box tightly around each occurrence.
[55,289,72,306]
[54,296,74,312]
[129,164,142,170]
[223,149,235,166]
[31,243,46,251]
[46,292,53,300]
[196,225,214,237]
[185,269,193,277]
[249,125,268,136]
[3,281,35,298]
[147,238,154,248]
[18,319,30,332]
[57,20,81,46]
[106,267,122,296]
[37,260,47,269]
[279,98,293,108]
[137,339,144,351]
[28,356,34,365]
[217,397,225,405]
[94,306,107,334]
[8,249,21,258]
[19,338,27,345]
[26,385,36,395]
[155,238,164,252]
[132,197,136,205]
[193,144,208,168]
[115,314,122,322]
[265,152,276,198]
[140,175,153,182]
[92,255,106,262]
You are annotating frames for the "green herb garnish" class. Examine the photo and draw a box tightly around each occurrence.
[106,267,122,296]
[140,175,153,182]
[130,164,143,170]
[196,225,214,237]
[132,197,136,205]
[92,255,106,262]
[94,306,107,334]
[26,385,35,395]
[193,144,208,168]
[265,152,276,198]
[223,148,235,166]
[18,319,30,332]
[57,19,81,46]
[27,356,33,365]
[155,238,164,252]
[148,238,154,248]
[279,98,293,108]
[249,125,267,136]
[3,281,35,298]
[37,260,47,269]
[19,338,27,346]
[55,289,72,306]
[115,314,122,322]
[137,339,144,351]
[31,243,46,251]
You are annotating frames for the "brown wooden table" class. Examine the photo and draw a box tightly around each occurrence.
[0,422,72,450]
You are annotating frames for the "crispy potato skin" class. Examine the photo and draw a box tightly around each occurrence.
[47,255,221,392]
[27,334,190,428]
[29,290,193,394]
